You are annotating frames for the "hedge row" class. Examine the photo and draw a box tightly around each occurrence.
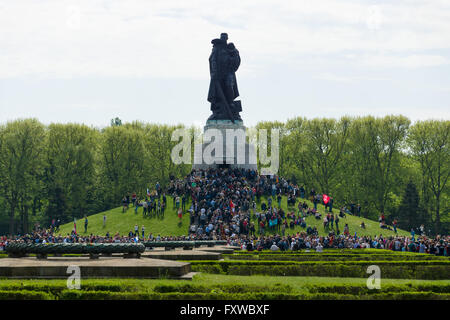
[224,254,447,262]
[233,251,442,257]
[308,283,450,294]
[153,283,293,293]
[234,249,399,255]
[188,260,450,266]
[0,283,138,295]
[144,283,450,294]
[3,281,449,294]
[1,281,449,295]
[0,290,52,300]
[190,262,450,279]
[1,285,449,300]
[56,290,450,300]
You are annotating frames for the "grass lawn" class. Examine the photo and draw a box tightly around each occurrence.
[57,195,409,238]
[190,274,450,288]
[57,198,189,237]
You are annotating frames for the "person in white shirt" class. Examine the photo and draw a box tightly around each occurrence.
[316,243,323,252]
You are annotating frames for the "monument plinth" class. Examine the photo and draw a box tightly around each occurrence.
[193,120,257,171]
[193,33,257,171]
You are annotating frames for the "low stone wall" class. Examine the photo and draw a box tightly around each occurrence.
[0,257,191,279]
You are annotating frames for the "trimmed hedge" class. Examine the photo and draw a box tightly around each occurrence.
[225,254,448,262]
[153,283,293,294]
[234,249,399,255]
[189,260,450,279]
[188,260,450,266]
[58,290,450,300]
[308,283,450,294]
[0,282,139,296]
[0,290,52,300]
[0,280,448,300]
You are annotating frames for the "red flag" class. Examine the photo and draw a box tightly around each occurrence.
[229,200,235,213]
[323,194,330,205]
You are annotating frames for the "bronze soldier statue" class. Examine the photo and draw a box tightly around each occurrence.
[207,33,242,122]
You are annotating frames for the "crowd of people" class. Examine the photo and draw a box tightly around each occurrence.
[1,168,447,257]
[163,168,448,255]
[166,168,382,239]
[1,228,448,257]
[228,233,449,255]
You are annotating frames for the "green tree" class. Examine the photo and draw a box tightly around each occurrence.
[340,115,409,218]
[0,119,46,234]
[300,117,351,195]
[255,121,287,176]
[408,120,449,234]
[282,117,307,183]
[142,123,188,188]
[396,181,426,230]
[98,125,146,206]
[44,123,98,223]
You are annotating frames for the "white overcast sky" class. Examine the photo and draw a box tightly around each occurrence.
[1,0,449,128]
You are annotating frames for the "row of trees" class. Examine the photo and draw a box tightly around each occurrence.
[0,116,448,235]
[258,115,449,235]
[0,119,191,235]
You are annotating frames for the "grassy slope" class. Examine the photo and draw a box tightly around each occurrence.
[57,198,189,237]
[57,196,409,238]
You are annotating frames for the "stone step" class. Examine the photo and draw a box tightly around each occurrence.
[178,272,199,280]
[196,246,237,254]
[143,250,221,261]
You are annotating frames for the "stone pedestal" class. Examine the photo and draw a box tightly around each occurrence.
[193,120,257,171]
[123,253,141,259]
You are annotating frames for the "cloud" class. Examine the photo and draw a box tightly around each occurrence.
[360,54,449,69]
[0,0,449,79]
[313,72,388,83]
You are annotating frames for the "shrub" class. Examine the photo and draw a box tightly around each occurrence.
[153,283,293,294]
[224,254,446,262]
[56,290,450,300]
[0,290,52,300]
[190,260,450,279]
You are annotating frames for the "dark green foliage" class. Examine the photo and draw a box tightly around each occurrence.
[0,274,448,300]
[0,290,52,300]
[189,260,450,279]
[153,283,293,293]
[225,253,447,261]
[396,181,427,231]
[58,291,449,300]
